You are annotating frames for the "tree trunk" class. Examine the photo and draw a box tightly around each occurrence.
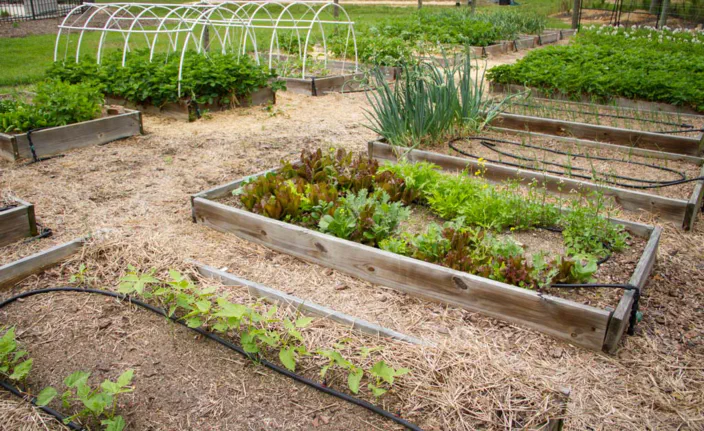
[649,0,661,15]
[418,0,422,9]
[571,0,581,28]
[334,0,339,18]
[658,0,670,27]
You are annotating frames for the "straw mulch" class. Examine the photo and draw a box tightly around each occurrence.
[0,91,703,430]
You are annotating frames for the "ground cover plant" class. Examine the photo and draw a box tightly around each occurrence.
[114,266,410,399]
[0,80,103,133]
[233,148,629,291]
[327,8,548,66]
[48,49,282,109]
[487,25,704,111]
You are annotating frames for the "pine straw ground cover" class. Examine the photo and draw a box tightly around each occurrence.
[0,91,703,429]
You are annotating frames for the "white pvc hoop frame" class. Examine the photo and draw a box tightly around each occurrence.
[55,1,358,96]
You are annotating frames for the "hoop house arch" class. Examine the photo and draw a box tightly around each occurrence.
[54,2,359,95]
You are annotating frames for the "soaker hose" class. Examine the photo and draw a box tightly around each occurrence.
[449,137,704,189]
[0,380,82,430]
[0,287,424,431]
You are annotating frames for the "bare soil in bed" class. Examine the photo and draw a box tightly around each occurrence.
[502,99,704,139]
[1,83,703,430]
[430,128,703,200]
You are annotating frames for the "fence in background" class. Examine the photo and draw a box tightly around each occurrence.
[578,0,704,28]
[0,0,84,23]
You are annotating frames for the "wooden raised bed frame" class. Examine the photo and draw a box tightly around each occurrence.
[272,57,399,97]
[370,140,704,230]
[492,82,704,117]
[191,163,660,353]
[0,235,89,289]
[0,109,142,162]
[488,111,703,157]
[0,197,38,248]
[105,87,275,121]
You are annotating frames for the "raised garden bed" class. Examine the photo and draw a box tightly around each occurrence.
[492,82,704,116]
[271,57,399,97]
[0,107,142,162]
[191,152,660,353]
[539,30,561,44]
[371,139,704,229]
[0,197,37,248]
[105,87,274,121]
[486,106,703,157]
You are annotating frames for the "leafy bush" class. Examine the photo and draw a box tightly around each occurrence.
[48,50,279,107]
[0,80,103,133]
[328,9,546,66]
[487,26,704,111]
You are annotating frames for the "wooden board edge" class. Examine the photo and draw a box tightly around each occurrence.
[0,134,18,161]
[368,140,688,226]
[0,235,87,289]
[492,83,704,117]
[684,165,704,230]
[490,127,704,165]
[0,205,33,247]
[192,197,611,351]
[602,226,661,353]
[189,260,434,347]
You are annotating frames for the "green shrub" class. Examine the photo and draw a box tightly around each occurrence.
[48,50,279,107]
[0,80,103,133]
[487,26,704,111]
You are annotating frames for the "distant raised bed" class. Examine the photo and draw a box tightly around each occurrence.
[0,107,142,161]
[370,138,704,230]
[48,50,281,121]
[191,150,659,353]
[0,197,37,248]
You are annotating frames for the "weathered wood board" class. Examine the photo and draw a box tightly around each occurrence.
[369,140,700,229]
[492,82,704,116]
[192,261,432,346]
[539,31,560,44]
[0,197,37,247]
[0,236,87,289]
[106,87,275,121]
[489,112,703,156]
[191,164,659,352]
[0,110,142,162]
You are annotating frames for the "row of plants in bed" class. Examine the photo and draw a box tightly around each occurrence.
[0,80,103,133]
[233,147,628,290]
[48,49,284,110]
[280,8,547,66]
[487,25,704,112]
[0,266,413,430]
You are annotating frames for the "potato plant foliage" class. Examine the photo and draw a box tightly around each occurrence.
[234,149,628,289]
[0,80,103,133]
[487,25,704,112]
[326,8,546,66]
[48,49,281,108]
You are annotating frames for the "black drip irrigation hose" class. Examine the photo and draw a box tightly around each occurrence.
[449,137,704,189]
[23,224,53,244]
[0,287,424,431]
[0,380,83,430]
[25,128,65,165]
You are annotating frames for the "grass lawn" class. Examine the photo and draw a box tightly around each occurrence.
[0,0,567,93]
